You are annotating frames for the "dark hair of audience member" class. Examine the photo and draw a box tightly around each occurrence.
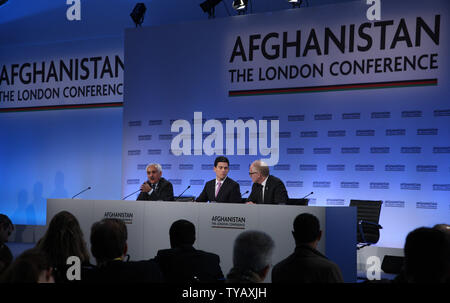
[0,214,14,235]
[0,248,54,283]
[169,219,195,248]
[90,218,127,265]
[404,227,450,283]
[36,211,90,267]
[292,213,321,244]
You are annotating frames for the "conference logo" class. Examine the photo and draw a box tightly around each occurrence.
[103,211,134,224]
[211,215,246,229]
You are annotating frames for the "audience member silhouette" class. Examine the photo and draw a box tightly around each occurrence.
[0,248,54,283]
[394,227,450,283]
[36,210,92,282]
[0,214,14,275]
[36,211,92,283]
[272,213,344,283]
[154,219,224,282]
[87,218,162,282]
[226,230,274,283]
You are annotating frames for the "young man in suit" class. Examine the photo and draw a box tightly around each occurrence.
[195,156,242,203]
[247,160,288,204]
[137,163,174,201]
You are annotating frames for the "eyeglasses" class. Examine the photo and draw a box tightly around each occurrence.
[249,172,258,176]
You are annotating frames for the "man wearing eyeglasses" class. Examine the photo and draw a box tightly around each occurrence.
[0,214,14,275]
[247,160,289,204]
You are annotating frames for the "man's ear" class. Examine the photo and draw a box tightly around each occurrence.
[317,230,322,241]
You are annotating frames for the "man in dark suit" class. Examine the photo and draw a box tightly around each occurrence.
[86,218,163,283]
[137,163,174,201]
[196,156,242,203]
[272,213,344,283]
[247,160,288,204]
[154,219,224,283]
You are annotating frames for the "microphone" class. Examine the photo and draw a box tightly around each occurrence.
[241,190,249,197]
[301,191,314,199]
[122,188,141,200]
[175,185,191,201]
[72,186,91,199]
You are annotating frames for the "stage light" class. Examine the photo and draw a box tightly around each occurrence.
[130,3,146,27]
[232,0,248,14]
[288,0,303,8]
[200,0,222,19]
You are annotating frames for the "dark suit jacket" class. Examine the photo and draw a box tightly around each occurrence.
[136,177,174,201]
[83,259,163,283]
[154,245,224,283]
[272,244,344,283]
[247,175,288,204]
[195,177,242,203]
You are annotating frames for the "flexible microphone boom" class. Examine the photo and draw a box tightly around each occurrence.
[175,185,191,201]
[72,186,91,199]
[241,190,249,197]
[301,191,314,199]
[122,188,141,200]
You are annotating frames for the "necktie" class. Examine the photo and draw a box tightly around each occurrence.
[215,182,222,198]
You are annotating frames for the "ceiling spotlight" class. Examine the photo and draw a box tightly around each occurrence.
[232,0,248,14]
[288,0,303,8]
[130,3,147,27]
[200,0,222,19]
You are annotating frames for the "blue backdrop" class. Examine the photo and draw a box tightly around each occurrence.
[122,0,450,248]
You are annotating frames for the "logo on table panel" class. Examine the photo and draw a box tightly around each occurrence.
[211,216,246,230]
[103,211,134,224]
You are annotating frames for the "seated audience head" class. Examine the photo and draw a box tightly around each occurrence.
[249,160,269,184]
[37,211,90,267]
[146,163,163,185]
[169,219,196,248]
[403,226,450,283]
[0,214,14,274]
[231,230,275,282]
[433,223,450,236]
[292,213,322,248]
[0,214,14,244]
[0,248,54,283]
[90,218,128,266]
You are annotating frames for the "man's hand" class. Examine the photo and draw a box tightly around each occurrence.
[140,182,151,193]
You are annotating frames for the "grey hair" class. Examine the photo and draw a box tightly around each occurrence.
[232,230,275,273]
[252,160,270,177]
[146,163,162,173]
